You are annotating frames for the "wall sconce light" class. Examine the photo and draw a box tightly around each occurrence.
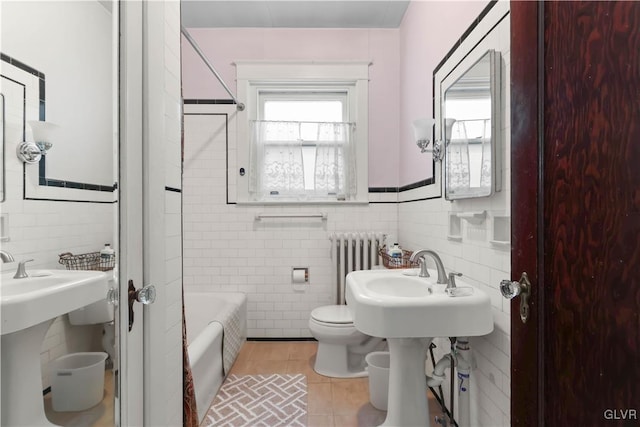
[16,121,59,164]
[413,118,457,162]
[412,118,435,154]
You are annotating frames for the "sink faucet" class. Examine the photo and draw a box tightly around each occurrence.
[409,249,448,284]
[13,259,34,279]
[0,250,15,263]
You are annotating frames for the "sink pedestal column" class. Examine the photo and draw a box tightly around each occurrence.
[382,337,432,427]
[2,319,58,426]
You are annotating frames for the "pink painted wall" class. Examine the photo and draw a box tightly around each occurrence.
[398,1,490,186]
[181,1,490,188]
[181,28,400,187]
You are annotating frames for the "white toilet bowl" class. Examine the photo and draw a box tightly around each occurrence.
[309,305,383,378]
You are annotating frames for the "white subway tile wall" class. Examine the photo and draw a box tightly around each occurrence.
[183,107,399,338]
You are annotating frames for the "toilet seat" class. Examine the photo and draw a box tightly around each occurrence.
[310,305,353,325]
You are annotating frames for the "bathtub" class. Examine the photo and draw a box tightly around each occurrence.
[184,292,247,423]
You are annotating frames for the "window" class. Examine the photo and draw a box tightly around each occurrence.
[249,90,354,200]
[235,62,369,204]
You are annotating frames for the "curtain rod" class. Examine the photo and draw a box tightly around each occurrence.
[181,26,245,111]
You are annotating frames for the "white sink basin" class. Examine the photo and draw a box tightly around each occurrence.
[346,268,493,338]
[1,268,110,426]
[1,269,110,335]
[346,267,494,427]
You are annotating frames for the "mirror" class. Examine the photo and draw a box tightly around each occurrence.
[1,1,118,424]
[443,49,501,200]
[0,93,4,202]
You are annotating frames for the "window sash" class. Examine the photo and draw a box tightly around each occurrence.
[249,120,355,200]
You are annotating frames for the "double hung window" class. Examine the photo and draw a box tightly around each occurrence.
[235,62,369,204]
[249,90,355,201]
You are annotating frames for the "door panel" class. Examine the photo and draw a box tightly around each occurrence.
[543,2,640,424]
[118,1,144,425]
[510,1,542,425]
[511,1,640,425]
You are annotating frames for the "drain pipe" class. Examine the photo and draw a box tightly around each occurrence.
[426,337,475,427]
[426,354,452,387]
[455,338,472,427]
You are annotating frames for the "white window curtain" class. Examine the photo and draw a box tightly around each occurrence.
[446,120,471,191]
[249,120,356,201]
[446,119,492,191]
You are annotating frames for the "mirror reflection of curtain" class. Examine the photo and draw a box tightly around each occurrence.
[249,120,354,200]
[447,121,470,191]
[480,118,492,188]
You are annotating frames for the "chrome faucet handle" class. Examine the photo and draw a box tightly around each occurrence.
[417,256,430,278]
[14,259,34,279]
[447,272,462,289]
[0,250,15,263]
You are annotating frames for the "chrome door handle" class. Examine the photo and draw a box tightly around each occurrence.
[500,272,531,323]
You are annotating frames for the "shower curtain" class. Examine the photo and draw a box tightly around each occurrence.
[183,287,198,426]
[181,97,198,426]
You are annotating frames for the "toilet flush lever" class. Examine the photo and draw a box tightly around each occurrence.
[128,280,157,332]
[500,272,531,323]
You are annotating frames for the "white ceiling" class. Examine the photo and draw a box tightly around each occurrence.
[181,1,411,28]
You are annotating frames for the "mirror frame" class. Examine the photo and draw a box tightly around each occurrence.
[441,49,502,201]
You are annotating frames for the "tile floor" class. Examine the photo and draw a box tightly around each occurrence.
[228,340,443,427]
[43,340,443,427]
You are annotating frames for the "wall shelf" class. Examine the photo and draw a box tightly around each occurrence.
[491,216,510,250]
[0,214,9,242]
[456,210,487,225]
[490,240,510,249]
[448,214,462,241]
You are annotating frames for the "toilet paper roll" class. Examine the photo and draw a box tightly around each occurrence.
[292,269,307,284]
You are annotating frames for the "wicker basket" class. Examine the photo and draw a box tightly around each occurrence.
[59,251,115,272]
[378,246,418,269]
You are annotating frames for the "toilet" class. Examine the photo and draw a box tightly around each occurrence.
[309,305,384,378]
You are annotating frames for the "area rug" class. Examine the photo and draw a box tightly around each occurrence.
[201,374,307,427]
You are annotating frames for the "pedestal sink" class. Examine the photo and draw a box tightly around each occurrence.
[1,269,110,427]
[346,269,493,427]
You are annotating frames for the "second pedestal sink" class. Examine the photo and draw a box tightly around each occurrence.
[346,269,494,338]
[346,268,493,427]
[1,269,110,427]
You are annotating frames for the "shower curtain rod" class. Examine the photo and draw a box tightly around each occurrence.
[181,25,245,111]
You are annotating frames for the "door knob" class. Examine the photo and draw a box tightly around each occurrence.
[128,280,156,331]
[500,272,531,323]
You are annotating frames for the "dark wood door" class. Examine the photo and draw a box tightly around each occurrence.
[511,1,640,426]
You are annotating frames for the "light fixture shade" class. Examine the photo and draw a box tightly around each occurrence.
[412,118,434,142]
[28,120,59,143]
[28,121,59,153]
[444,118,457,140]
